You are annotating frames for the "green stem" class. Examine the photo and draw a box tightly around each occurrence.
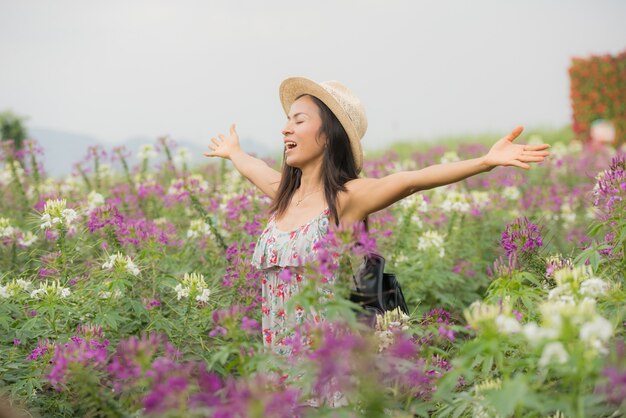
[186,186,227,251]
[11,240,17,272]
[94,151,102,191]
[76,164,93,191]
[9,157,29,217]
[28,142,41,201]
[58,227,68,279]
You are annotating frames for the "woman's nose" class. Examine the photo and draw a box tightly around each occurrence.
[282,123,293,136]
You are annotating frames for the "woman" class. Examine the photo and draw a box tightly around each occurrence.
[204,76,550,354]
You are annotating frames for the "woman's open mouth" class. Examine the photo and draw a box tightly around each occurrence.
[285,141,297,151]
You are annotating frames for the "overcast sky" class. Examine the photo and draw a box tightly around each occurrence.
[1,0,625,153]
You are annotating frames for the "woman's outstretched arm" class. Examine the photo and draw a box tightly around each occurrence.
[203,123,281,199]
[344,126,550,219]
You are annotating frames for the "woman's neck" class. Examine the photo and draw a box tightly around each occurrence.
[298,160,324,193]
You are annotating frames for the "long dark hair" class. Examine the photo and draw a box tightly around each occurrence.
[269,94,362,227]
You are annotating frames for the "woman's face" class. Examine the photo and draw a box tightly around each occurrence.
[282,95,326,169]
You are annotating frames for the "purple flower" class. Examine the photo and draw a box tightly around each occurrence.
[26,340,50,360]
[388,334,418,359]
[37,267,58,278]
[13,339,21,346]
[438,326,456,342]
[277,268,292,284]
[422,308,452,326]
[598,340,626,405]
[47,337,109,389]
[209,326,228,337]
[500,216,543,257]
[107,333,177,387]
[145,298,161,309]
[143,376,189,414]
[593,153,626,217]
[240,317,261,333]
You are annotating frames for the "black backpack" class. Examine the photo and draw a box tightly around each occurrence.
[349,253,409,318]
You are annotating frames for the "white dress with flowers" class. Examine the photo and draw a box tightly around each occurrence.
[251,207,332,354]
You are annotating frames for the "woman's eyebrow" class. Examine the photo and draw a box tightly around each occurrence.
[287,112,308,120]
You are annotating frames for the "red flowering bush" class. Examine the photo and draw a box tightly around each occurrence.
[569,49,626,144]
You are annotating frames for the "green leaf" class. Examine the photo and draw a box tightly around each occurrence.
[483,375,528,417]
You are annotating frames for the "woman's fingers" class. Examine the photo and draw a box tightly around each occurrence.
[524,143,551,151]
[522,150,550,157]
[510,160,530,169]
[519,155,545,163]
[210,137,221,147]
[505,126,524,143]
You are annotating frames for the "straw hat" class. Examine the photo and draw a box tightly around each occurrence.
[279,76,368,173]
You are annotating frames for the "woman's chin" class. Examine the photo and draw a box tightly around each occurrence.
[284,156,301,168]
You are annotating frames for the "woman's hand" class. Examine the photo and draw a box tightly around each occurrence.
[203,123,242,160]
[483,126,551,169]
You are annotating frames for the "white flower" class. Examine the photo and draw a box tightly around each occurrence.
[0,161,24,185]
[495,315,521,334]
[440,190,470,213]
[579,278,608,298]
[550,142,569,160]
[417,230,445,258]
[470,191,490,208]
[102,253,140,276]
[97,163,112,180]
[87,190,105,210]
[196,288,211,303]
[560,203,576,225]
[40,199,77,230]
[502,186,521,201]
[440,151,460,164]
[464,301,500,329]
[0,285,10,298]
[137,144,157,160]
[30,281,70,299]
[187,220,212,239]
[523,323,559,346]
[61,209,78,224]
[409,214,423,229]
[174,284,189,300]
[0,217,15,238]
[548,284,574,303]
[16,279,32,292]
[60,174,82,195]
[173,147,191,166]
[18,231,38,247]
[538,342,569,367]
[580,315,613,347]
[175,273,210,304]
[399,193,428,213]
[375,330,395,352]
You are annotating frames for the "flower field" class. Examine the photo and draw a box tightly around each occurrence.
[0,133,625,417]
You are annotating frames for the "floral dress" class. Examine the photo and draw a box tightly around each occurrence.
[251,207,332,355]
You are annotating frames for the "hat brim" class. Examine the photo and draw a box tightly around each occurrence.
[279,77,363,173]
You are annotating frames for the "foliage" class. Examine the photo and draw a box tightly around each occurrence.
[0,110,29,153]
[0,131,625,417]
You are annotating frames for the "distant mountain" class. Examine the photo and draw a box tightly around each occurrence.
[27,128,276,178]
